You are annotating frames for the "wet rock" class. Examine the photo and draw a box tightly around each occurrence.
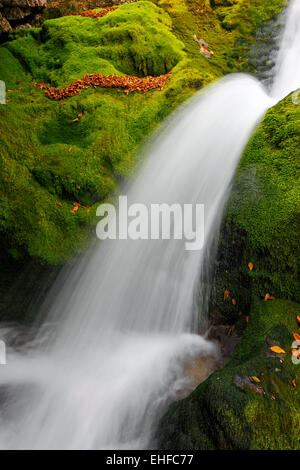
[1,0,47,7]
[3,6,31,20]
[234,374,264,395]
[0,12,11,32]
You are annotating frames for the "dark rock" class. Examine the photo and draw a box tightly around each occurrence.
[0,12,11,32]
[1,0,47,7]
[3,6,31,20]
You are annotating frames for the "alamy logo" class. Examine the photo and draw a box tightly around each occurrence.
[96,196,205,251]
[291,339,300,365]
[0,340,6,365]
[0,81,6,105]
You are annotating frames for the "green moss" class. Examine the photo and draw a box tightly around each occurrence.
[217,0,287,34]
[0,0,289,266]
[0,3,190,264]
[158,299,300,449]
[224,94,300,302]
[7,3,185,83]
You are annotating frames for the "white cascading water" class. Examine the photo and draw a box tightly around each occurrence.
[0,0,299,450]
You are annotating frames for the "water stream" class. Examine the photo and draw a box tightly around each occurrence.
[0,0,299,450]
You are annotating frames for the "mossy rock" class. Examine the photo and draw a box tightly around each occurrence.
[209,93,300,327]
[158,298,300,450]
[0,2,192,265]
[0,0,289,322]
[0,0,286,267]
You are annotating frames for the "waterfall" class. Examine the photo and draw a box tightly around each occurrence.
[0,0,299,450]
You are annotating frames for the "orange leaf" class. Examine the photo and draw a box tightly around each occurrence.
[56,202,63,207]
[293,333,300,341]
[246,316,249,323]
[232,298,236,306]
[73,202,80,207]
[270,346,286,354]
[71,118,79,122]
[251,376,260,383]
[264,293,275,301]
[78,113,83,118]
[68,147,72,153]
[224,289,229,301]
[292,379,296,388]
[248,262,253,271]
[297,315,300,326]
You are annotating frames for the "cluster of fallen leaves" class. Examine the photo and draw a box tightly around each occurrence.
[226,260,300,393]
[235,322,300,396]
[35,72,172,101]
[56,201,90,214]
[70,6,118,18]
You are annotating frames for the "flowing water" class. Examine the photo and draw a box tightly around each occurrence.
[0,0,299,450]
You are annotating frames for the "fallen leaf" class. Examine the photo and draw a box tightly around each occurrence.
[68,147,72,153]
[292,379,296,388]
[297,315,300,326]
[224,289,229,301]
[293,332,300,341]
[246,316,249,323]
[232,298,236,305]
[248,262,253,271]
[264,293,275,301]
[71,118,79,122]
[56,202,63,207]
[251,376,260,383]
[227,325,235,336]
[270,346,286,354]
[73,202,80,207]
[77,113,83,118]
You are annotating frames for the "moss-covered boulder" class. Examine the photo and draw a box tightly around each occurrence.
[209,92,300,327]
[0,0,287,267]
[158,92,300,451]
[0,0,288,320]
[158,298,300,449]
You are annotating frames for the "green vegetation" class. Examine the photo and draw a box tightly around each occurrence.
[158,93,300,450]
[209,93,300,328]
[158,298,300,449]
[0,0,287,266]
